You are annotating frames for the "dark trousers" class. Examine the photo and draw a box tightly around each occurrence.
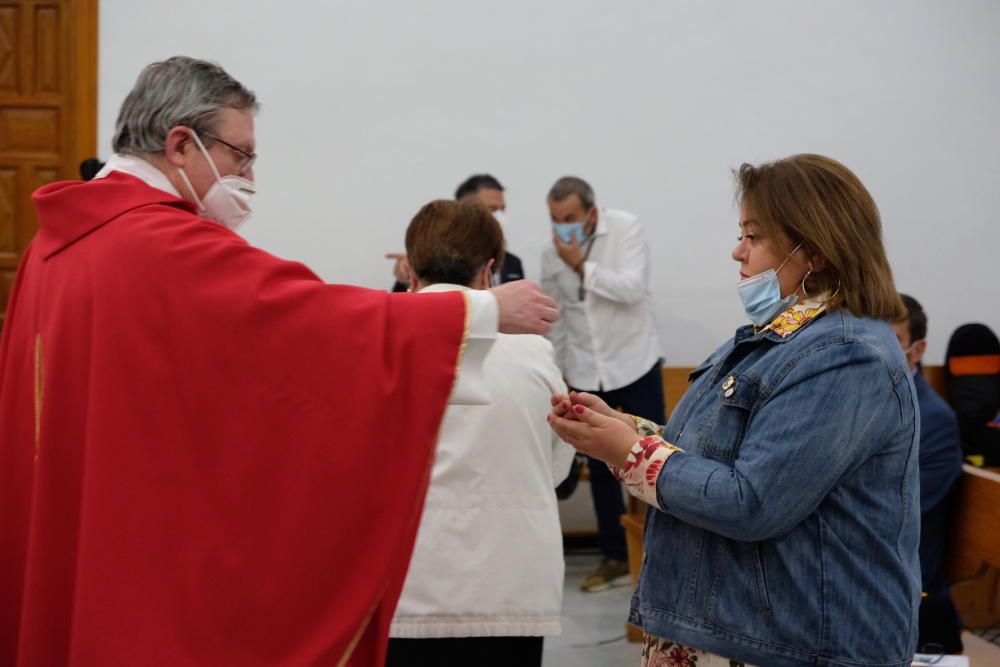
[385,636,543,667]
[574,360,665,562]
[917,489,964,654]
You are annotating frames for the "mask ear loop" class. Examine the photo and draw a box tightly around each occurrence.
[173,127,219,214]
[775,243,804,300]
[187,130,224,182]
[775,243,803,275]
[483,262,493,290]
[175,163,206,214]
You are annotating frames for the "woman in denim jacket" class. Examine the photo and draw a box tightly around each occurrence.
[549,154,920,667]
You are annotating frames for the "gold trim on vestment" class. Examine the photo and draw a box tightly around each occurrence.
[446,291,472,399]
[336,292,471,665]
[335,594,382,667]
[34,334,43,459]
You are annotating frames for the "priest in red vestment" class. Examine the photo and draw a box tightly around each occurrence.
[0,56,557,667]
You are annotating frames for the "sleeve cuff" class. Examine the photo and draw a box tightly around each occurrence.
[447,291,498,405]
[610,436,682,510]
[629,414,664,438]
[465,290,499,339]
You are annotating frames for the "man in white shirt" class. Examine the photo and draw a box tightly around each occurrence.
[541,176,665,592]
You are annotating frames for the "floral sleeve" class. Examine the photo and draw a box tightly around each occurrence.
[643,635,752,666]
[610,418,682,510]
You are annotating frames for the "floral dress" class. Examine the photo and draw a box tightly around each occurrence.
[641,635,751,666]
[625,300,828,667]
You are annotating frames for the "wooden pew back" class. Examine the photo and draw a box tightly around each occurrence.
[661,365,948,420]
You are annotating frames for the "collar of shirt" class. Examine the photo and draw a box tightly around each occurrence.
[418,283,474,294]
[591,210,610,239]
[759,295,828,339]
[94,153,182,198]
[734,295,830,346]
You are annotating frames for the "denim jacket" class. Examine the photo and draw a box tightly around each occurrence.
[629,309,921,667]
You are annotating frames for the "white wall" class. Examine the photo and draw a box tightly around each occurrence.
[100,1,1000,366]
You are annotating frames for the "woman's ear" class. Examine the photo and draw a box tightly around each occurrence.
[806,250,828,273]
[407,266,420,293]
[482,258,497,288]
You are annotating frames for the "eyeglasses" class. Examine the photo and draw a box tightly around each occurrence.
[203,132,256,175]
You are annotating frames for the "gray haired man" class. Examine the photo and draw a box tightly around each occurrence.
[542,176,665,592]
[0,56,557,666]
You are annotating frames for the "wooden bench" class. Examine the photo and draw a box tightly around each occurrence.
[947,465,1000,633]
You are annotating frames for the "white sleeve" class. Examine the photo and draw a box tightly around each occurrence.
[540,340,576,486]
[448,290,498,405]
[540,250,568,371]
[583,221,649,305]
[551,429,576,487]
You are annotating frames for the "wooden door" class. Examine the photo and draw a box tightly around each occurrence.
[0,0,96,329]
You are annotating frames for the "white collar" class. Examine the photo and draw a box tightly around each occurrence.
[94,154,182,198]
[418,283,475,294]
[593,209,610,237]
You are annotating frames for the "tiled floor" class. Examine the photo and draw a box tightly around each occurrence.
[543,553,643,667]
[958,631,1000,667]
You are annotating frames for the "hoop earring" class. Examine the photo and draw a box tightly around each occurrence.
[798,270,813,299]
[822,278,842,303]
[809,277,842,304]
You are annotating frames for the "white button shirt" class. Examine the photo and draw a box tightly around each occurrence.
[541,208,662,391]
[392,283,574,639]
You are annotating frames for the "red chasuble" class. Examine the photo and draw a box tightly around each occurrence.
[0,172,468,666]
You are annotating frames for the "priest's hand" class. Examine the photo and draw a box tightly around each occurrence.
[547,403,639,468]
[491,280,558,335]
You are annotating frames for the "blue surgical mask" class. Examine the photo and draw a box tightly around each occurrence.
[552,222,587,244]
[737,244,802,327]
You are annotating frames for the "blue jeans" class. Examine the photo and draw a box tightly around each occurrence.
[576,359,665,562]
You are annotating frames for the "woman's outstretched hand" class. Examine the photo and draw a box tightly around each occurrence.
[550,391,637,429]
[547,399,640,468]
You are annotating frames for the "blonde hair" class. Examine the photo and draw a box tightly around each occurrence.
[735,154,904,320]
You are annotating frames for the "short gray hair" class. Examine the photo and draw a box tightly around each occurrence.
[547,176,595,210]
[112,56,259,155]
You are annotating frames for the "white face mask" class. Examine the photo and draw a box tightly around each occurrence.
[492,209,508,229]
[176,131,256,232]
[902,339,923,370]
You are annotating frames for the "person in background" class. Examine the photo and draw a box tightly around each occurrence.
[79,157,106,181]
[541,175,664,592]
[388,174,523,292]
[549,155,920,667]
[387,199,574,667]
[944,323,1000,466]
[892,294,965,654]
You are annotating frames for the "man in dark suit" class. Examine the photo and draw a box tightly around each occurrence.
[389,174,523,291]
[892,294,965,654]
